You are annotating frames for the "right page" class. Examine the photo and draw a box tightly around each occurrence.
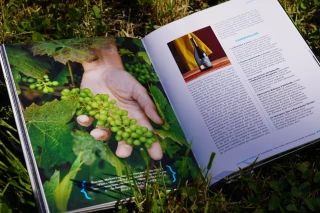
[142,0,320,183]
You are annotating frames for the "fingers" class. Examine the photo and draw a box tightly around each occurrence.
[77,115,112,141]
[116,141,134,158]
[90,127,112,141]
[77,115,94,127]
[147,141,163,160]
[132,84,163,125]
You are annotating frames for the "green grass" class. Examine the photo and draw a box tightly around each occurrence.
[1,0,320,212]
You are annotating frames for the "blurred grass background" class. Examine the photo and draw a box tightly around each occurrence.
[1,0,320,212]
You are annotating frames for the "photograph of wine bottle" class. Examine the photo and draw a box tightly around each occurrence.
[167,26,231,82]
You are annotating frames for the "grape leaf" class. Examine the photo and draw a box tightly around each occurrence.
[43,170,60,213]
[132,38,144,48]
[174,157,199,179]
[160,138,181,158]
[149,85,188,146]
[72,131,124,176]
[137,51,151,65]
[11,67,21,94]
[24,99,78,169]
[6,45,49,79]
[52,65,70,86]
[30,37,114,64]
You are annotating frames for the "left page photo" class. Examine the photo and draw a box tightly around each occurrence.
[1,37,198,212]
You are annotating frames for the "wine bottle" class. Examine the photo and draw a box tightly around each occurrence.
[190,37,213,71]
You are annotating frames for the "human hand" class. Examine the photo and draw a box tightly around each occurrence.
[76,43,163,160]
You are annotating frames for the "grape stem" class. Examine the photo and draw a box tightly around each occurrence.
[67,61,75,87]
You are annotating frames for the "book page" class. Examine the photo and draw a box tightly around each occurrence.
[142,0,320,183]
[1,37,198,212]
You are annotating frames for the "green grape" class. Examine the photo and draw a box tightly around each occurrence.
[27,78,35,83]
[91,102,99,108]
[110,120,116,126]
[52,81,59,86]
[139,137,146,143]
[94,114,100,120]
[84,97,91,102]
[130,119,137,125]
[71,88,79,94]
[99,114,107,121]
[145,143,151,149]
[131,132,138,138]
[130,125,137,131]
[111,127,119,132]
[126,138,133,145]
[94,96,101,101]
[76,110,83,116]
[145,131,153,138]
[21,77,28,82]
[146,139,154,145]
[89,110,96,116]
[121,115,128,120]
[123,119,130,125]
[116,130,123,136]
[43,74,49,79]
[115,135,122,141]
[63,87,159,148]
[80,92,87,97]
[115,119,122,126]
[62,89,70,94]
[96,120,105,126]
[82,88,91,94]
[122,132,130,139]
[100,110,107,115]
[125,128,132,133]
[133,140,141,146]
[25,74,59,93]
[136,128,143,135]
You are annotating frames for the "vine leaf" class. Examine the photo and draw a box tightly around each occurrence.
[24,99,78,169]
[6,45,49,79]
[52,65,70,86]
[160,138,181,158]
[30,37,114,64]
[149,85,188,146]
[137,51,151,65]
[11,67,21,94]
[132,38,144,48]
[43,170,60,213]
[174,157,199,179]
[72,131,124,176]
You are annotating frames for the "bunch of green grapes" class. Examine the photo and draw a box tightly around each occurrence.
[21,75,59,93]
[61,88,157,148]
[124,63,159,84]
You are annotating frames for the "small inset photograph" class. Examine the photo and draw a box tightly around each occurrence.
[167,26,231,82]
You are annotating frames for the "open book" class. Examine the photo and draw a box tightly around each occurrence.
[1,0,320,212]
